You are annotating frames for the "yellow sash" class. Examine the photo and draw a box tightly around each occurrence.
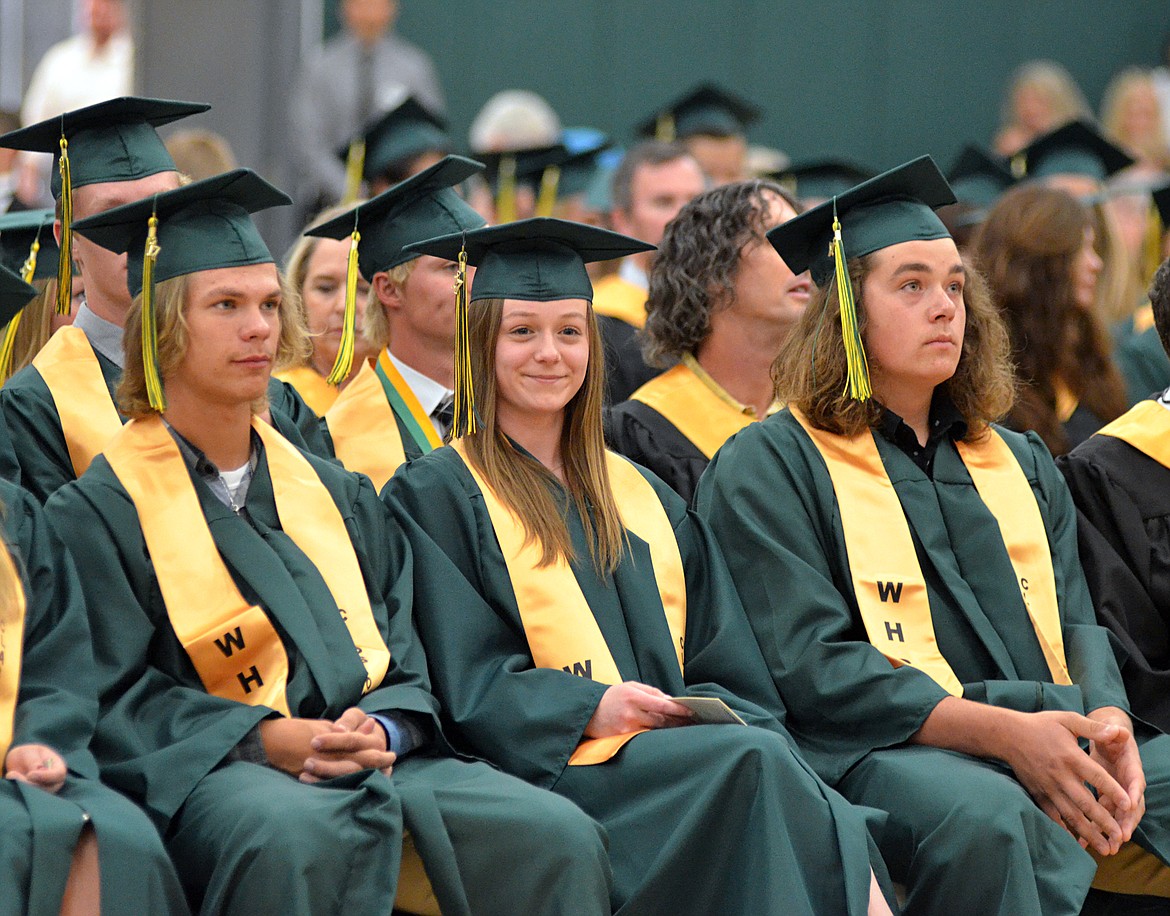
[591,274,647,329]
[0,540,27,762]
[103,415,390,715]
[326,361,408,492]
[451,440,686,765]
[1097,399,1170,468]
[32,326,122,477]
[272,365,339,416]
[793,409,1070,694]
[630,360,757,459]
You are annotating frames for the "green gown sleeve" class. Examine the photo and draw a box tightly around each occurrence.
[267,377,331,458]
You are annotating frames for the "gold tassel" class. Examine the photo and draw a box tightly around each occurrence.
[655,112,676,143]
[831,208,871,402]
[0,234,40,378]
[342,138,366,205]
[20,235,40,285]
[1010,152,1027,180]
[56,135,73,316]
[495,155,517,224]
[326,226,360,385]
[451,245,476,438]
[142,211,166,412]
[1143,198,1164,286]
[535,165,561,217]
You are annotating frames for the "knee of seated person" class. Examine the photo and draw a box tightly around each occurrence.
[514,788,608,860]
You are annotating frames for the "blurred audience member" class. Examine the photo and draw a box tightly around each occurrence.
[1101,68,1170,173]
[1152,33,1170,150]
[638,84,760,186]
[164,128,238,181]
[993,60,1090,157]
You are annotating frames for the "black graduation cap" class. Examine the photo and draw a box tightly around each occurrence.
[338,95,450,183]
[72,168,290,298]
[1011,120,1134,182]
[0,263,37,327]
[947,145,1015,207]
[406,217,654,303]
[307,155,486,276]
[0,96,209,195]
[773,158,877,205]
[637,83,761,141]
[0,208,61,281]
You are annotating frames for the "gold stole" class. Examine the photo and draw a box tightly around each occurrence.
[31,326,122,477]
[450,440,686,765]
[630,360,756,459]
[272,365,339,416]
[103,415,391,715]
[1097,399,1170,467]
[591,275,647,328]
[792,409,1071,695]
[0,540,27,762]
[326,361,409,492]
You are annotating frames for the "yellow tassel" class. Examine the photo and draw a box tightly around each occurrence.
[56,136,73,316]
[20,236,40,286]
[655,112,676,143]
[451,246,476,438]
[535,165,561,217]
[342,138,366,206]
[1143,199,1164,286]
[1010,152,1027,180]
[142,212,166,412]
[326,227,360,386]
[495,155,517,224]
[831,211,871,402]
[0,312,23,381]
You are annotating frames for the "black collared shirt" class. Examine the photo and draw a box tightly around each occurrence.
[875,393,968,478]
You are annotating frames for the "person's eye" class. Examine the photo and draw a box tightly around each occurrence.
[214,299,235,310]
[313,281,339,295]
[560,325,583,336]
[900,280,921,292]
[262,299,281,311]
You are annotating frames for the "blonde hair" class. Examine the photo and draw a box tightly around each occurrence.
[773,255,1015,438]
[1001,61,1090,135]
[1101,67,1170,170]
[3,280,58,382]
[460,297,626,574]
[165,129,238,181]
[118,270,310,418]
[363,258,415,350]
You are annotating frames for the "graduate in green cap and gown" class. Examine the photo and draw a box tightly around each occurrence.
[337,94,452,203]
[385,217,895,916]
[46,172,612,916]
[0,262,188,916]
[310,155,486,490]
[697,156,1170,915]
[0,97,324,503]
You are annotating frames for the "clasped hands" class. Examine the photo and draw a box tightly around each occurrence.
[259,707,396,783]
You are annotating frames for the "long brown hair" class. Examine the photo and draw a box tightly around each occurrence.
[773,252,1015,438]
[972,184,1127,455]
[460,297,626,574]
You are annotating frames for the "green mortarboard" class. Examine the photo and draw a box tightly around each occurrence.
[339,96,450,183]
[637,84,761,142]
[767,155,955,287]
[408,217,654,302]
[0,96,209,195]
[1012,120,1134,182]
[772,158,877,206]
[0,264,37,327]
[0,208,63,281]
[308,154,486,276]
[947,145,1015,207]
[72,168,290,298]
[479,144,568,193]
[556,139,613,199]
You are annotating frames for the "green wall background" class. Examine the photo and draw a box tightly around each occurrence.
[328,0,1170,172]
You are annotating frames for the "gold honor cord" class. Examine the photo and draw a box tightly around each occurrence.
[535,165,561,218]
[342,139,366,206]
[56,135,73,316]
[142,211,166,411]
[451,246,477,437]
[326,227,361,386]
[495,155,517,224]
[0,236,40,378]
[0,540,27,763]
[832,208,871,402]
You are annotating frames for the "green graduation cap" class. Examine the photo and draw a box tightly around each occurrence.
[947,145,1015,207]
[478,143,568,222]
[306,155,486,385]
[1011,119,1134,182]
[767,155,956,402]
[338,95,450,199]
[637,83,761,142]
[0,264,37,328]
[556,138,614,199]
[0,208,61,282]
[406,217,653,436]
[772,158,877,206]
[73,168,290,411]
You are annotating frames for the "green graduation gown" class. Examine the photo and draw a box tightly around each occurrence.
[697,409,1170,915]
[45,437,610,916]
[0,338,327,503]
[385,445,883,916]
[0,477,188,916]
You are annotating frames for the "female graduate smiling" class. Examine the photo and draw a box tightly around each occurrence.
[697,156,1170,915]
[385,217,894,916]
[45,172,612,916]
